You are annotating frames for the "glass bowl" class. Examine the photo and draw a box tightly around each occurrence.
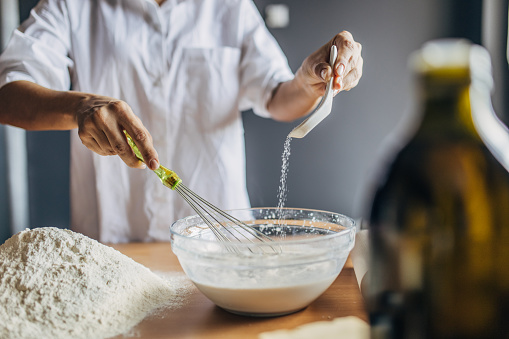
[170,207,356,317]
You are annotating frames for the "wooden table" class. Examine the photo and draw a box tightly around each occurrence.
[110,242,367,339]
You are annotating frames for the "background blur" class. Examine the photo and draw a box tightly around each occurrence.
[1,0,507,243]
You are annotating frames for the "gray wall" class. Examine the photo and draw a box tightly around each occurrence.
[0,0,486,243]
[246,0,458,217]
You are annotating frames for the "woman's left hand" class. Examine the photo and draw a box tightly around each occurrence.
[296,30,363,97]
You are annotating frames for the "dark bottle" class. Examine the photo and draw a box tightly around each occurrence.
[367,40,509,339]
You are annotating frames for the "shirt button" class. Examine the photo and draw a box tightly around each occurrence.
[153,77,162,87]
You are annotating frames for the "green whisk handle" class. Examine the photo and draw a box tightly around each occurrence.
[124,131,182,190]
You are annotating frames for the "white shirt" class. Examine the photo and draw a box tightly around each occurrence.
[0,0,293,242]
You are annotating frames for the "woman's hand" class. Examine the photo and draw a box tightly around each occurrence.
[267,31,363,122]
[0,80,159,170]
[75,94,159,170]
[296,31,363,97]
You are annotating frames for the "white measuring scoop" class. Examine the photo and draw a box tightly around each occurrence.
[288,44,338,138]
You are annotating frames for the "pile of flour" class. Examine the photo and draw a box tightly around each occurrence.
[0,227,176,339]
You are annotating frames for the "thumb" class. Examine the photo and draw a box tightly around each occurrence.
[316,62,333,82]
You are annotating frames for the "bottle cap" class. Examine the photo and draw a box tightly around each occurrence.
[409,39,493,90]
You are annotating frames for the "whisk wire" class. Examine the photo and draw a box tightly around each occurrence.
[176,185,259,254]
[175,185,230,243]
[124,131,279,253]
[177,184,277,246]
[176,183,274,242]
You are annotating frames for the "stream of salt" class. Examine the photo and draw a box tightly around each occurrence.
[276,136,292,224]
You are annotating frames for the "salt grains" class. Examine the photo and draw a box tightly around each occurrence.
[0,227,177,339]
[277,136,292,223]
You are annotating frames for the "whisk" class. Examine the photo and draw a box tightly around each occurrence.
[124,132,278,251]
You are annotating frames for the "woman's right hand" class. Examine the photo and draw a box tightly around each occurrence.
[75,94,160,170]
[0,81,159,170]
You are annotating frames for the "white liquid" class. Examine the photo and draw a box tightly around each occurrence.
[193,274,338,316]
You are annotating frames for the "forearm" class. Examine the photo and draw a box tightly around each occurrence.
[0,80,83,130]
[0,80,160,169]
[266,73,321,122]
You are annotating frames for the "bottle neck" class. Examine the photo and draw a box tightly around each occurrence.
[416,79,478,138]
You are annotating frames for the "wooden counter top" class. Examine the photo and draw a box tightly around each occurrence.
[109,242,367,339]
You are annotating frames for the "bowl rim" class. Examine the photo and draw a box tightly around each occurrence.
[169,207,356,247]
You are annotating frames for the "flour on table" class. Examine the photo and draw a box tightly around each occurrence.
[0,227,177,339]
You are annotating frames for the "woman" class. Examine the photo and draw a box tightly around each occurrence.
[0,0,363,242]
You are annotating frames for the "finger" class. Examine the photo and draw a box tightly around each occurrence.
[107,127,147,169]
[332,31,355,66]
[309,61,331,96]
[332,31,360,78]
[332,63,346,92]
[91,129,117,155]
[99,118,146,169]
[123,127,158,170]
[343,70,361,91]
[333,47,363,92]
[316,62,332,82]
[97,101,155,169]
[345,42,363,77]
[341,55,363,91]
[83,105,138,158]
[78,112,117,155]
[110,102,159,170]
[78,130,111,156]
[87,137,112,156]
